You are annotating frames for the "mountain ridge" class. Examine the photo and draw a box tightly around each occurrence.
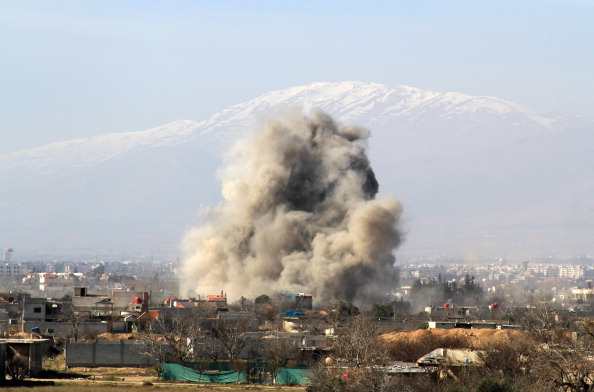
[1,81,584,165]
[1,81,593,259]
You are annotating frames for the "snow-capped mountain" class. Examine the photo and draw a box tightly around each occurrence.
[1,81,593,260]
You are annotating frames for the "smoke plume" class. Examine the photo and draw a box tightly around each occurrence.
[181,108,403,304]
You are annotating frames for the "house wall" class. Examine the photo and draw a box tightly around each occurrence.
[428,321,455,329]
[111,321,127,333]
[23,299,47,321]
[23,320,109,337]
[66,341,156,367]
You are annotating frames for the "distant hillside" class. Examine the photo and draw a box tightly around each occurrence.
[1,81,593,259]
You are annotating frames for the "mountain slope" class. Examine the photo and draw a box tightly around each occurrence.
[1,81,593,259]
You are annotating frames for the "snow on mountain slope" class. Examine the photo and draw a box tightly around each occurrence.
[0,120,203,171]
[1,81,593,259]
[0,81,560,168]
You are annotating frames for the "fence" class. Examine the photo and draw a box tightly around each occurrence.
[66,340,156,367]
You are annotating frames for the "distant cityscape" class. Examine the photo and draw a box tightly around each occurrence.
[3,246,594,310]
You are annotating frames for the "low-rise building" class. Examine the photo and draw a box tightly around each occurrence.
[0,263,23,278]
[72,287,149,319]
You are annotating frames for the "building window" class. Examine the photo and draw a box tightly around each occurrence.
[33,307,42,313]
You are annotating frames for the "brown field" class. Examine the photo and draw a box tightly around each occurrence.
[381,327,526,346]
[3,386,306,392]
[12,354,306,392]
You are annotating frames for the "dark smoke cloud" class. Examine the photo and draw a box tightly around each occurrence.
[181,108,403,304]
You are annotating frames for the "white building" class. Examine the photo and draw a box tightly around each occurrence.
[0,263,22,278]
[559,265,584,279]
[38,273,81,294]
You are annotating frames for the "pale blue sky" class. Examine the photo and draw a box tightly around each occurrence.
[2,1,593,153]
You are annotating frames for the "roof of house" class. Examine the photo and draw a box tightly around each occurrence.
[207,295,226,302]
[137,310,160,321]
[417,348,483,367]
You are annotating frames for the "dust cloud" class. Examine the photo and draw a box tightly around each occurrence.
[181,108,403,304]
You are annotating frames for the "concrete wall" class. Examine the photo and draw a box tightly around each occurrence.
[428,321,456,329]
[23,320,109,338]
[111,321,126,333]
[66,341,156,367]
[23,299,47,322]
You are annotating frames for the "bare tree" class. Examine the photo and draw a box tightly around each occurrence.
[263,336,300,367]
[581,319,594,340]
[331,316,385,368]
[194,335,225,362]
[306,361,348,392]
[6,354,29,381]
[261,336,301,381]
[520,303,566,344]
[137,312,204,363]
[476,332,534,378]
[211,320,248,360]
[525,320,594,392]
[306,360,402,392]
[58,304,88,342]
[254,303,280,327]
[309,313,455,392]
[532,340,594,392]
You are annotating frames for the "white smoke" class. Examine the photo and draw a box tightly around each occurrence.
[181,108,403,303]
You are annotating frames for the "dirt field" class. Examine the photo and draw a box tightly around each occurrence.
[20,356,306,392]
[4,385,306,392]
[24,366,306,391]
[380,327,525,347]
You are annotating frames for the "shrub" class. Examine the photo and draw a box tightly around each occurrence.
[477,377,514,392]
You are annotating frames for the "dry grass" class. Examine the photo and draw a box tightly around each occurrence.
[43,354,67,371]
[33,354,305,391]
[2,384,306,391]
[68,365,156,377]
[94,333,137,341]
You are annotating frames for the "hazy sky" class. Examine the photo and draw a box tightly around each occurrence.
[2,1,593,153]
